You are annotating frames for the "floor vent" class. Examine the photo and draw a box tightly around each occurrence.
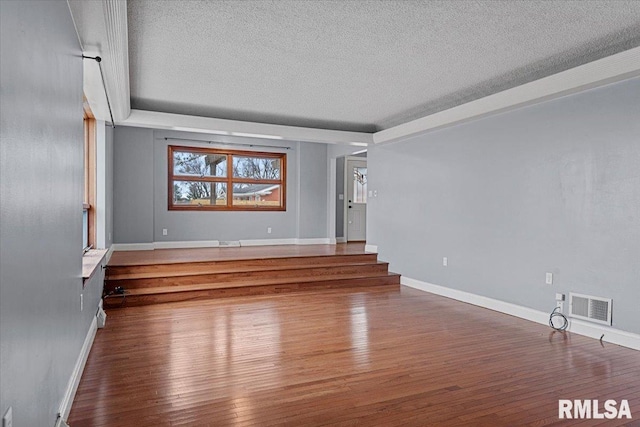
[569,292,612,326]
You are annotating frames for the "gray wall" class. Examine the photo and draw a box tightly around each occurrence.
[113,127,155,243]
[298,142,328,238]
[0,1,92,425]
[368,76,640,335]
[335,156,345,238]
[105,124,114,247]
[112,129,329,242]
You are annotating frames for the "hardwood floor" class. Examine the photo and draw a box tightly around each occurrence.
[69,286,640,426]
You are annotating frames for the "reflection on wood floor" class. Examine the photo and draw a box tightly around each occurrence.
[69,285,640,426]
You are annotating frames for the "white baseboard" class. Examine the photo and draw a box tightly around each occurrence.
[104,245,115,264]
[401,276,640,351]
[335,237,347,243]
[364,244,378,253]
[240,238,297,246]
[113,239,332,250]
[111,243,154,251]
[568,318,640,351]
[295,238,331,245]
[59,316,98,421]
[401,277,548,325]
[153,240,220,249]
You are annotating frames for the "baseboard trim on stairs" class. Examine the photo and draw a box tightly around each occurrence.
[112,238,334,251]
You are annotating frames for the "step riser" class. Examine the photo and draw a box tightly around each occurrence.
[104,276,401,308]
[107,254,379,280]
[105,263,389,291]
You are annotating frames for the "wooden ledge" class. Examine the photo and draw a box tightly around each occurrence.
[83,249,108,282]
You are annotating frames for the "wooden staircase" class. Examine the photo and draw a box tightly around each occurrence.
[104,249,400,307]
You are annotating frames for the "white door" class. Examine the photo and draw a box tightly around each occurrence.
[347,159,367,241]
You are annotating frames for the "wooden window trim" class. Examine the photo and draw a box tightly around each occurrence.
[168,145,287,211]
[83,101,96,249]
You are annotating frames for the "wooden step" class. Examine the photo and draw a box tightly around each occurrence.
[105,261,389,292]
[106,253,379,280]
[103,273,401,308]
[103,245,400,308]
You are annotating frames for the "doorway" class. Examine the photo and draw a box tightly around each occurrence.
[345,157,367,241]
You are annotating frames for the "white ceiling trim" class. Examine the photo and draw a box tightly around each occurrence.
[373,46,640,145]
[101,0,130,122]
[118,110,373,146]
[70,0,130,122]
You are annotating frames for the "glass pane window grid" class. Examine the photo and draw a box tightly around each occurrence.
[173,151,227,177]
[353,167,367,203]
[172,181,227,206]
[169,146,285,211]
[232,184,282,207]
[232,157,281,179]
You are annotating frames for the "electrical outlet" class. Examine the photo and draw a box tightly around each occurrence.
[556,301,564,312]
[545,272,553,285]
[267,227,272,234]
[162,228,168,236]
[373,190,378,197]
[443,257,448,267]
[3,406,12,427]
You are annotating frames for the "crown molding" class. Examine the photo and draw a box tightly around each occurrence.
[101,0,130,122]
[69,0,131,122]
[374,46,640,144]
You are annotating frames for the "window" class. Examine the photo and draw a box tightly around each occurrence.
[353,166,367,203]
[168,145,286,211]
[83,100,96,251]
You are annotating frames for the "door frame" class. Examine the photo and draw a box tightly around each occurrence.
[344,156,367,242]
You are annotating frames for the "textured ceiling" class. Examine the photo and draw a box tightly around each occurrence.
[128,0,640,133]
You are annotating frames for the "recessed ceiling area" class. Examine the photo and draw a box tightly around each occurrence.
[127,0,640,133]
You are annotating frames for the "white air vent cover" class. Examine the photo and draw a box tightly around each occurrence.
[569,292,612,325]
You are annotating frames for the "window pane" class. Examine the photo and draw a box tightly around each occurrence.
[232,156,281,179]
[232,183,281,207]
[353,167,367,203]
[173,151,227,177]
[82,209,89,249]
[172,181,227,206]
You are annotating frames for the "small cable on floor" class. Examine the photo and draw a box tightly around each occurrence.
[549,306,568,331]
[103,287,126,307]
